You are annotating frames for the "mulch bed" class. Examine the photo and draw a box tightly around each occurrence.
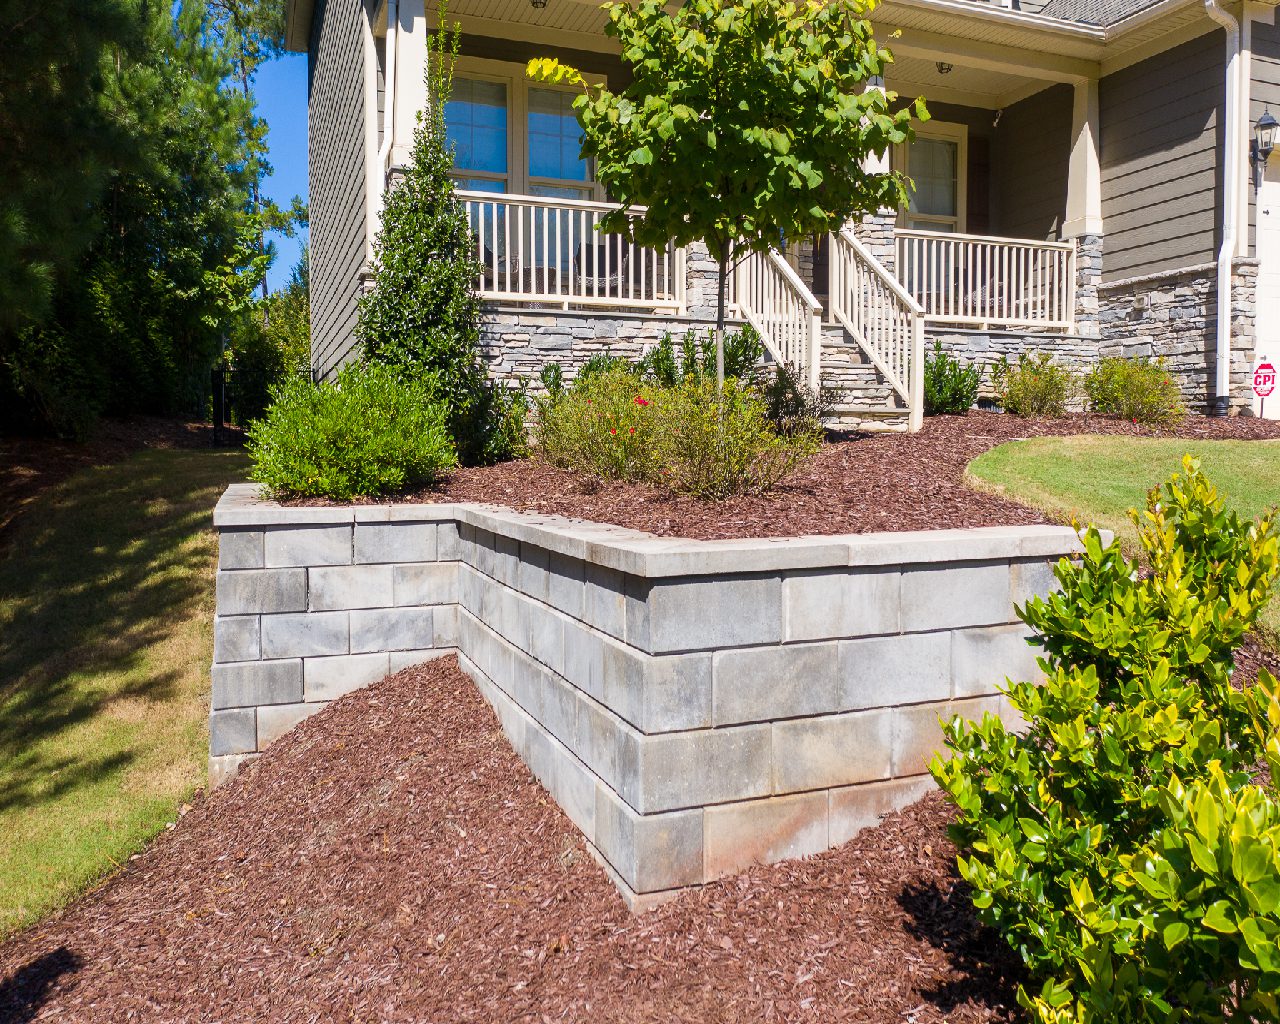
[304,412,1280,541]
[0,417,242,549]
[0,656,1025,1024]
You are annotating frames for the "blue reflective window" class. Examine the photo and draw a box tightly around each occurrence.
[527,88,589,182]
[445,79,508,176]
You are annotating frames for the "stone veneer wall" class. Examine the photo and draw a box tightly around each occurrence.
[926,327,1102,406]
[1098,259,1258,414]
[213,484,1085,908]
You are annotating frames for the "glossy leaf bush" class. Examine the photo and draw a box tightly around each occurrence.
[1084,356,1186,429]
[933,457,1280,1023]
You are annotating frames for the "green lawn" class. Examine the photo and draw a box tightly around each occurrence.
[0,447,249,936]
[968,435,1280,642]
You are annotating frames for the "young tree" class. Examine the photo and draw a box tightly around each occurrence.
[530,0,926,375]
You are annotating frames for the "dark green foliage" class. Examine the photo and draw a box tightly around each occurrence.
[933,458,1280,1023]
[356,16,522,464]
[1084,356,1186,428]
[246,362,457,500]
[923,342,981,415]
[754,362,842,436]
[539,361,565,399]
[578,352,633,381]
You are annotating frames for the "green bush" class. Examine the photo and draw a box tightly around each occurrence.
[932,457,1280,1024]
[246,362,456,501]
[992,351,1076,417]
[753,361,841,436]
[1084,356,1186,428]
[535,365,818,497]
[923,341,981,415]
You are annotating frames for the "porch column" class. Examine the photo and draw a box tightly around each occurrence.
[1064,77,1103,338]
[855,84,898,276]
[391,0,427,169]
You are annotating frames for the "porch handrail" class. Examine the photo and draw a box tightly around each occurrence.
[893,229,1076,330]
[455,189,686,313]
[829,228,925,432]
[733,248,822,388]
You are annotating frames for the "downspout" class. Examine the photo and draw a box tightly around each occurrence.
[1205,0,1241,414]
[373,0,399,238]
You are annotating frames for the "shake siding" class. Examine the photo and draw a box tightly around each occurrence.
[309,0,368,379]
[1099,31,1224,283]
[992,84,1072,239]
[1249,14,1280,254]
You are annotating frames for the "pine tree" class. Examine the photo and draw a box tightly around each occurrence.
[355,12,499,465]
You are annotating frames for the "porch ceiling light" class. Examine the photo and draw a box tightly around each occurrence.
[935,61,954,75]
[1252,108,1278,188]
[530,0,548,8]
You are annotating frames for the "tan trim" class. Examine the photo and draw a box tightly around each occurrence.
[1101,17,1218,74]
[427,11,620,56]
[894,120,969,233]
[886,26,1100,81]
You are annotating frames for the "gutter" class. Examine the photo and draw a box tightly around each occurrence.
[1204,0,1241,414]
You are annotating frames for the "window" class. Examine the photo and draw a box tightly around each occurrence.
[445,77,509,192]
[527,87,592,200]
[896,123,967,234]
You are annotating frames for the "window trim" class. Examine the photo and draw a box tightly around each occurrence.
[449,55,602,199]
[894,120,968,234]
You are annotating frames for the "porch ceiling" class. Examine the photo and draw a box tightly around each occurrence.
[886,54,1048,110]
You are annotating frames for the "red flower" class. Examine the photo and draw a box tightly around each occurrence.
[610,428,617,435]
[586,399,592,405]
[629,427,635,434]
[634,396,650,407]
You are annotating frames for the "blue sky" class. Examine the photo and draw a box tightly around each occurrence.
[256,52,310,292]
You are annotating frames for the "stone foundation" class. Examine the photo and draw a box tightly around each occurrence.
[1098,259,1258,414]
[926,327,1101,406]
[212,485,1086,909]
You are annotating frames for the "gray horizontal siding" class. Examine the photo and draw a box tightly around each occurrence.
[309,0,369,379]
[992,83,1072,240]
[1099,30,1224,282]
[1249,13,1280,254]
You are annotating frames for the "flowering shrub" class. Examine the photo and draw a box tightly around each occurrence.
[992,351,1076,417]
[1084,356,1185,428]
[933,458,1280,1024]
[535,366,818,497]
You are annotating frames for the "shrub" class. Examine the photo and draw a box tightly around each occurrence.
[535,365,818,497]
[923,341,981,415]
[752,361,842,436]
[1084,356,1185,427]
[633,326,765,387]
[932,457,1280,1024]
[246,362,456,501]
[991,351,1076,417]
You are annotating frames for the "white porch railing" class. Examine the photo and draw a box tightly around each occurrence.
[456,190,686,312]
[829,228,925,432]
[733,249,823,387]
[893,229,1076,330]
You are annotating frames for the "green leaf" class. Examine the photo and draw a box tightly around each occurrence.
[1203,901,1237,934]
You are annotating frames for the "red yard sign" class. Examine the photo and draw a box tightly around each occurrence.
[1256,362,1277,399]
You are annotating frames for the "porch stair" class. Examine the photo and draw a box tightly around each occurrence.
[818,323,910,432]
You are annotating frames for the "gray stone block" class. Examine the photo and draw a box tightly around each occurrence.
[432,604,458,648]
[771,710,893,793]
[839,632,951,710]
[208,753,256,788]
[354,522,437,564]
[574,695,628,788]
[211,659,303,709]
[516,543,551,602]
[636,574,782,653]
[309,565,394,611]
[900,560,1012,632]
[438,521,462,561]
[210,708,257,756]
[213,616,260,663]
[393,563,457,606]
[527,602,565,678]
[389,649,451,673]
[1010,556,1061,610]
[828,776,935,847]
[713,643,838,726]
[349,607,433,654]
[263,525,351,567]
[216,569,306,615]
[783,568,900,641]
[584,562,627,640]
[619,725,772,813]
[219,529,264,570]
[953,624,1042,698]
[257,701,325,745]
[594,785,704,892]
[561,619,606,700]
[540,671,579,746]
[704,791,829,880]
[601,640,713,734]
[546,550,585,618]
[304,652,392,701]
[891,702,951,778]
[260,611,349,659]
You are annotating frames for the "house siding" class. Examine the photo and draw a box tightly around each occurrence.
[992,83,1072,240]
[1249,12,1280,254]
[1098,30,1224,283]
[309,0,369,379]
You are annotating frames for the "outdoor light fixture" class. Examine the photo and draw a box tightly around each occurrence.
[936,61,954,75]
[1253,108,1279,188]
[530,0,548,9]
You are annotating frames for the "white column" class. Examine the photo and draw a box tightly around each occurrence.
[1063,76,1102,238]
[391,0,428,169]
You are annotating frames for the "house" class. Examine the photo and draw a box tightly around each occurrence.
[284,0,1280,428]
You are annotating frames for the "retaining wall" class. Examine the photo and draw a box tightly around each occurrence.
[212,485,1082,908]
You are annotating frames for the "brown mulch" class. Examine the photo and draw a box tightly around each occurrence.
[0,418,242,548]
[306,412,1280,541]
[0,656,1022,1024]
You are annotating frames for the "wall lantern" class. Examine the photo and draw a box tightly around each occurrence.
[1252,108,1278,188]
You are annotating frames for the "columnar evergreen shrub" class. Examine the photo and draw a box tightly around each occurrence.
[246,362,456,500]
[992,351,1076,417]
[356,15,523,464]
[1084,356,1186,428]
[933,458,1280,1023]
[923,341,981,415]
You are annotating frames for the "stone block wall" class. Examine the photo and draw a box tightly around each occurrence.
[214,486,1085,908]
[1098,259,1258,414]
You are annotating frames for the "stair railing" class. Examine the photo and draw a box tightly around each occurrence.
[828,228,926,432]
[733,248,823,388]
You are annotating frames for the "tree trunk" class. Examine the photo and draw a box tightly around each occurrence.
[715,237,729,392]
